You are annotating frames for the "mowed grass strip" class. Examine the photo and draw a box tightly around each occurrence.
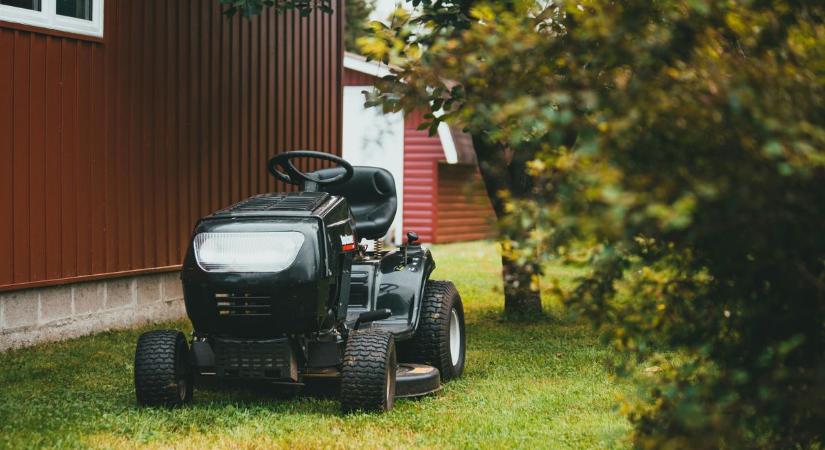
[0,241,631,449]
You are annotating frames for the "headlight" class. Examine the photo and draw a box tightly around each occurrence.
[193,232,305,273]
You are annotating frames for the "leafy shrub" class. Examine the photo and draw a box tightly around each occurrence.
[362,1,825,447]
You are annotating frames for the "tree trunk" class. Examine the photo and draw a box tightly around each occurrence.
[502,253,543,317]
[471,133,543,318]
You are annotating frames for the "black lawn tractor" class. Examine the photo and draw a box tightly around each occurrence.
[133,151,466,413]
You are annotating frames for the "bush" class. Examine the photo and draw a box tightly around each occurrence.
[363,1,825,447]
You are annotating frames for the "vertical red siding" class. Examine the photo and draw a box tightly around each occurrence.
[44,36,62,279]
[12,31,30,283]
[29,35,46,280]
[0,0,344,291]
[0,32,13,286]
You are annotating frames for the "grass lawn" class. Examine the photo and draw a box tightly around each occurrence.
[0,241,631,449]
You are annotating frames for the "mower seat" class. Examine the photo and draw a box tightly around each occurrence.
[312,166,397,240]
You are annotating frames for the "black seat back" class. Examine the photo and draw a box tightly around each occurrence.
[312,166,397,240]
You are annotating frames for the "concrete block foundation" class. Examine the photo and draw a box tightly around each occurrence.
[0,272,185,352]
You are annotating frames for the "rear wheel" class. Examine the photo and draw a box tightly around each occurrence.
[134,330,193,407]
[340,329,397,413]
[401,280,466,381]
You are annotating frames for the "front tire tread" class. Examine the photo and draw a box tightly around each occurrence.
[134,330,192,407]
[340,329,397,413]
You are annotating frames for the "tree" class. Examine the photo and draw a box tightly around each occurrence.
[220,0,375,50]
[345,0,375,52]
[359,0,825,447]
[360,1,547,317]
[219,0,333,17]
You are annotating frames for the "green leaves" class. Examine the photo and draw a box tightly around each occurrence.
[218,0,334,18]
[366,0,825,447]
[344,0,375,52]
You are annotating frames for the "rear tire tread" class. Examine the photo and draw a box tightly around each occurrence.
[401,280,465,381]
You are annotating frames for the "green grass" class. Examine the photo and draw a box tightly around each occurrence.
[0,241,631,449]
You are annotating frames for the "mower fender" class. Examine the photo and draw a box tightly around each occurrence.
[190,339,216,370]
[372,247,436,339]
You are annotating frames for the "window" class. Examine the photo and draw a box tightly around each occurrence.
[1,1,42,12]
[0,0,102,37]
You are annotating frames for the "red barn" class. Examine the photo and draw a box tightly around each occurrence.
[0,0,344,350]
[342,52,495,245]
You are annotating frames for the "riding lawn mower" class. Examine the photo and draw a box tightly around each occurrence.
[133,151,466,413]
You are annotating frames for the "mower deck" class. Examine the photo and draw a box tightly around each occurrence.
[280,363,441,398]
[395,364,442,398]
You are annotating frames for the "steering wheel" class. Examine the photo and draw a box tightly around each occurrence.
[267,150,354,187]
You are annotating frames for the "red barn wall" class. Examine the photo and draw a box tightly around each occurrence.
[0,0,345,292]
[343,66,375,86]
[402,110,444,243]
[435,162,496,243]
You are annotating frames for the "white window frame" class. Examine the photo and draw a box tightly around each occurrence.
[0,0,103,38]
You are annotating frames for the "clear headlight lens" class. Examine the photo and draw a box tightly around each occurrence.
[193,232,305,273]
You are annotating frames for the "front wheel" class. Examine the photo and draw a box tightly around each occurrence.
[134,330,193,407]
[401,280,466,381]
[340,329,397,413]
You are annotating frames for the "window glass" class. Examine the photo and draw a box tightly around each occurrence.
[0,0,42,11]
[0,0,101,37]
[56,0,91,20]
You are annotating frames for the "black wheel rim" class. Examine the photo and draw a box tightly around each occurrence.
[175,338,188,402]
[386,365,392,404]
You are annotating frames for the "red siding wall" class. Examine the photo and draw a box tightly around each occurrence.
[403,110,443,243]
[435,162,496,243]
[343,66,375,86]
[0,0,344,291]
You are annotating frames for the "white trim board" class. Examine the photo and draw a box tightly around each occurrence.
[344,52,394,78]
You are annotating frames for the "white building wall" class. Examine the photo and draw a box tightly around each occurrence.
[342,86,406,245]
[369,0,412,24]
